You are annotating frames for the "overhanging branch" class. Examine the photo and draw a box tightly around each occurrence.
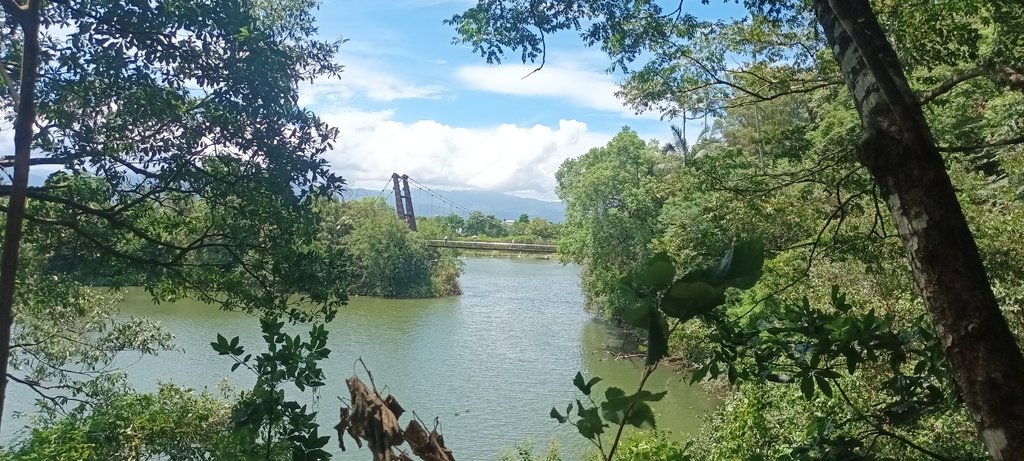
[939,134,1024,153]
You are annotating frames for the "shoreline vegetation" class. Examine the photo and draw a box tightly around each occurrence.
[458,251,560,260]
[317,198,465,298]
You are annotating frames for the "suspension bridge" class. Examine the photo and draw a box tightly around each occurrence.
[353,173,557,255]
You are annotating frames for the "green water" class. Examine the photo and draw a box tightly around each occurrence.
[5,257,716,460]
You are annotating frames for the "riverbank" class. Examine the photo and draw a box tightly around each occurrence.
[2,257,715,460]
[458,250,564,260]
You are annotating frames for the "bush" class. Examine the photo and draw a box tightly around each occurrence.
[499,441,564,461]
[1,385,257,461]
[616,430,691,461]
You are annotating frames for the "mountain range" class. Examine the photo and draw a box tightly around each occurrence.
[23,171,566,223]
[341,188,565,223]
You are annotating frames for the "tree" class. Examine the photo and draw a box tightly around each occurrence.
[0,0,347,439]
[448,1,1024,458]
[322,198,462,298]
[464,210,506,238]
[555,128,662,320]
[660,125,689,159]
[524,218,560,242]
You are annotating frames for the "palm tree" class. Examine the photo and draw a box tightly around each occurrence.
[661,124,690,160]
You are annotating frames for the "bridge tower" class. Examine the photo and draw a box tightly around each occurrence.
[391,173,407,223]
[391,173,417,231]
[401,174,417,231]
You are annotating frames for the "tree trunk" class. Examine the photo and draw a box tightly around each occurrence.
[0,0,41,433]
[814,1,1024,459]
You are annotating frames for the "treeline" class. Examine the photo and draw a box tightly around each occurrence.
[554,107,1020,457]
[35,177,462,298]
[417,211,561,243]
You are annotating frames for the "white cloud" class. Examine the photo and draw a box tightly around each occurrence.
[320,108,611,200]
[298,64,444,106]
[456,64,656,119]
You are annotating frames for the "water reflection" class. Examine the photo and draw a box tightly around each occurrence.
[3,257,715,460]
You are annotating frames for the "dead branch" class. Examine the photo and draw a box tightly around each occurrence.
[335,372,454,461]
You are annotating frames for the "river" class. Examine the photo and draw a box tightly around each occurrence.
[4,257,716,460]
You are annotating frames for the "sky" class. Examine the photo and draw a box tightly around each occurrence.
[305,0,736,201]
[3,1,742,201]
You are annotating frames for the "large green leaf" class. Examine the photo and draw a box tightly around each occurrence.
[636,252,676,291]
[680,239,765,289]
[721,238,765,289]
[646,314,669,366]
[625,401,657,428]
[622,299,654,327]
[662,281,726,320]
[600,387,629,424]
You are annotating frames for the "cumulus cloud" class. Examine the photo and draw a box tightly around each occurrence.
[320,108,611,200]
[298,64,444,106]
[456,64,655,119]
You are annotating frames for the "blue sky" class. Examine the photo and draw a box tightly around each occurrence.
[304,0,740,200]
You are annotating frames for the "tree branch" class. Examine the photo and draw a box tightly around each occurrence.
[0,62,18,111]
[938,134,1024,153]
[918,65,991,105]
[0,156,66,168]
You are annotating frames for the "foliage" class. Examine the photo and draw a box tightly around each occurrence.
[499,441,564,461]
[692,381,985,461]
[555,128,664,320]
[449,0,1024,456]
[8,249,175,413]
[416,214,467,240]
[0,384,243,461]
[615,430,691,461]
[212,316,332,460]
[3,0,349,319]
[463,211,508,238]
[552,242,763,461]
[417,212,561,244]
[0,0,352,454]
[319,198,463,298]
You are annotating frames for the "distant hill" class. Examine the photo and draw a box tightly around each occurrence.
[22,171,566,222]
[341,188,565,223]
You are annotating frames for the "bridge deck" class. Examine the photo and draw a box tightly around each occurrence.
[426,240,557,254]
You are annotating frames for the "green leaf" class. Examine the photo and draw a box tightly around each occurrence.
[636,252,675,290]
[815,375,833,398]
[843,348,860,375]
[622,300,653,328]
[689,363,710,385]
[688,239,765,288]
[574,406,606,439]
[572,372,602,396]
[646,314,669,366]
[800,376,815,400]
[663,281,725,320]
[625,401,656,428]
[212,334,230,354]
[601,399,626,423]
[604,387,627,405]
[722,238,765,289]
[550,406,569,424]
[631,390,667,402]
